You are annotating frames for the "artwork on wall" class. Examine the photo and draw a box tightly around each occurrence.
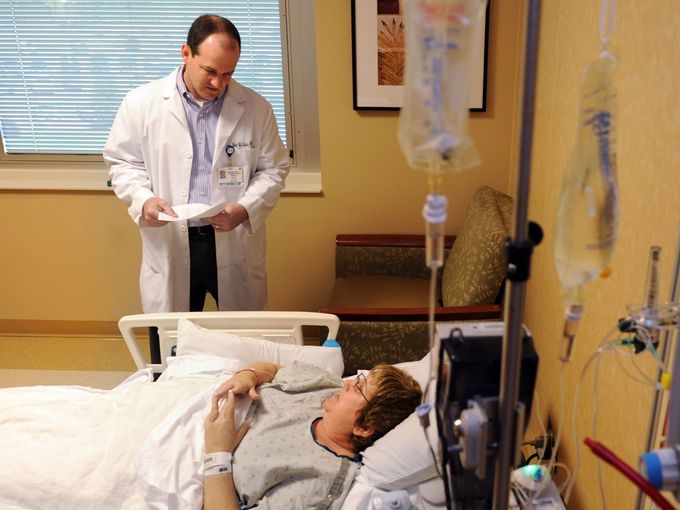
[351,0,490,111]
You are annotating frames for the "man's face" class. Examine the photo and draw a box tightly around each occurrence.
[181,32,240,101]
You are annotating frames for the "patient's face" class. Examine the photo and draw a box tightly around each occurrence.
[322,374,373,431]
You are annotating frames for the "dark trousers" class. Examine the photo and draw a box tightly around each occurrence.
[149,224,219,364]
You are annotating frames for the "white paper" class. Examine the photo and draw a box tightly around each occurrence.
[158,202,226,222]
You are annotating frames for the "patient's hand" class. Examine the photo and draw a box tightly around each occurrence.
[205,391,251,454]
[213,371,261,401]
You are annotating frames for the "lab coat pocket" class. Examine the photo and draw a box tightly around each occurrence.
[140,258,167,312]
[224,147,254,183]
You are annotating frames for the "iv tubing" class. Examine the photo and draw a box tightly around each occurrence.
[612,346,658,387]
[423,162,445,404]
[584,437,675,510]
[424,265,438,405]
[563,324,621,503]
[592,353,607,508]
[564,328,666,503]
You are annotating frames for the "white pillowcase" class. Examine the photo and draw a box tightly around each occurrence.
[355,352,441,491]
[174,318,344,376]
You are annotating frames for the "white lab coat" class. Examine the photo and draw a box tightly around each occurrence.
[104,67,289,313]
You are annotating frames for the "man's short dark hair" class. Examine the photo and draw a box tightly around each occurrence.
[186,14,241,55]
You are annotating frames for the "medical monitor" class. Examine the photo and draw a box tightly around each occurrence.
[435,321,538,509]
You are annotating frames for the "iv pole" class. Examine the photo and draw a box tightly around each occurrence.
[492,1,541,508]
[636,231,680,509]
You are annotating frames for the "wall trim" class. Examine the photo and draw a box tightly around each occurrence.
[0,320,122,337]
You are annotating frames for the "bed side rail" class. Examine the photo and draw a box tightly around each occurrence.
[118,311,341,372]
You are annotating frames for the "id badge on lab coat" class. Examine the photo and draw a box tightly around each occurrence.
[218,166,244,188]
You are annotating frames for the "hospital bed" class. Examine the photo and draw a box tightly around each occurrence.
[0,311,445,510]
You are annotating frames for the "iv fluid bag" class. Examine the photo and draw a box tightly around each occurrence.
[555,53,619,306]
[398,0,486,174]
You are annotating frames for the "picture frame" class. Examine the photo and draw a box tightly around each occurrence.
[351,0,490,111]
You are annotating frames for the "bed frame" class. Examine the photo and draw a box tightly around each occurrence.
[118,311,341,373]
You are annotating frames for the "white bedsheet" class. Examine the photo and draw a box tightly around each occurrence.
[0,369,222,510]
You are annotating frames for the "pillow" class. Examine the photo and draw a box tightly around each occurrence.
[355,352,441,490]
[441,185,513,306]
[174,319,344,376]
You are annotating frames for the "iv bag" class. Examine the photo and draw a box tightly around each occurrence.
[398,0,486,174]
[554,52,619,306]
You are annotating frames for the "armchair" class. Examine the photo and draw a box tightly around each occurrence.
[320,185,513,375]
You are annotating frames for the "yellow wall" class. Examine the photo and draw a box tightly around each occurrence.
[0,0,524,329]
[523,1,680,508]
[3,1,677,508]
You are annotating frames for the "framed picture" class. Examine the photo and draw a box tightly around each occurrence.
[351,0,490,111]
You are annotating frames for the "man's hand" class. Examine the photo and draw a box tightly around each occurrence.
[142,197,177,226]
[208,203,248,233]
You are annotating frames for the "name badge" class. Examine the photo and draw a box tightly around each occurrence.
[218,166,244,187]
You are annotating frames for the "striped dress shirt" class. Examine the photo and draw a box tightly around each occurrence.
[176,67,227,227]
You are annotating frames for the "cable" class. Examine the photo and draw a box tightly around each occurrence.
[584,437,675,510]
[553,463,572,493]
[524,453,539,465]
[532,390,550,463]
[532,363,565,498]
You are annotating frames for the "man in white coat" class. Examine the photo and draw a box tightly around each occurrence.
[104,15,289,361]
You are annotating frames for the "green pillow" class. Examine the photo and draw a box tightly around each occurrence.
[441,185,513,306]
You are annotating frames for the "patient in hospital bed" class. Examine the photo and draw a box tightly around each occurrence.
[0,317,441,510]
[203,360,422,510]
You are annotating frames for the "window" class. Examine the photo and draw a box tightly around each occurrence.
[0,0,320,192]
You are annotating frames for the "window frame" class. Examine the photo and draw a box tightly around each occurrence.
[0,0,321,193]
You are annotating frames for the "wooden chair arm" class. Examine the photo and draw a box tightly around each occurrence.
[337,234,456,249]
[319,304,502,322]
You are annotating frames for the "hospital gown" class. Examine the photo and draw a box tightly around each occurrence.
[233,361,360,509]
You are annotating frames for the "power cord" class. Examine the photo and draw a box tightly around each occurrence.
[522,432,555,464]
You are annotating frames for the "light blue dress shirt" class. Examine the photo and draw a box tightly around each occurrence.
[176,67,227,227]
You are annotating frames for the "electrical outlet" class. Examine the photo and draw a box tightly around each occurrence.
[536,415,557,461]
[542,416,557,465]
[537,431,555,460]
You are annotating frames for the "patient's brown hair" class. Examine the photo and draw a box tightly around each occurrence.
[350,364,422,451]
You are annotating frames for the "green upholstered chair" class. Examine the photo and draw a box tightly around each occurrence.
[321,185,513,375]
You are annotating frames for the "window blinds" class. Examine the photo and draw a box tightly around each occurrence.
[0,1,285,154]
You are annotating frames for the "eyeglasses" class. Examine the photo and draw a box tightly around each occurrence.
[354,372,369,402]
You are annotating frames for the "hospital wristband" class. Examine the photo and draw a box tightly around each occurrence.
[203,452,233,476]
